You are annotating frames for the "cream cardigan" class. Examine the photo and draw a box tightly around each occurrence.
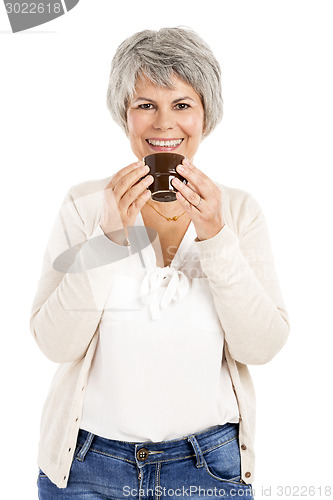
[30,176,289,488]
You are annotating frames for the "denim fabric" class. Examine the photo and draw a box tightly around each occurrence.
[37,423,253,499]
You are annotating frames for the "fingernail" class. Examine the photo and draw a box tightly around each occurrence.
[177,164,185,172]
[183,159,191,166]
[137,160,145,167]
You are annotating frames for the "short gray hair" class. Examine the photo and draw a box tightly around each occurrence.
[106,27,223,138]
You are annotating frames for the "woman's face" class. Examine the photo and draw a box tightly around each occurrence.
[126,74,205,161]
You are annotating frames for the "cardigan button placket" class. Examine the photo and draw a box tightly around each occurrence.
[241,444,247,450]
[245,472,251,478]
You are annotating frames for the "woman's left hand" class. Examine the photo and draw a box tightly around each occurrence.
[172,159,225,241]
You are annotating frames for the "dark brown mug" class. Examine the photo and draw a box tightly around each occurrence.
[142,153,187,202]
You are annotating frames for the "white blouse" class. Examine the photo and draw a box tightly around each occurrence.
[80,212,239,442]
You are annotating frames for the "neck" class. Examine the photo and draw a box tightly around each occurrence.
[147,198,184,215]
[142,198,190,225]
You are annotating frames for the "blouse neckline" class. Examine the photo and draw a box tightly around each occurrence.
[136,210,196,271]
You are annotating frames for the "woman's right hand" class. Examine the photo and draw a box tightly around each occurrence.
[100,160,153,245]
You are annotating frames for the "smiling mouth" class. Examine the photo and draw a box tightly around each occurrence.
[146,138,184,147]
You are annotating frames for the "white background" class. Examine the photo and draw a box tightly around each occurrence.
[1,1,332,498]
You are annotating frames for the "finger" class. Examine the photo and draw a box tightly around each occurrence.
[103,162,148,223]
[105,161,142,190]
[175,190,198,216]
[186,179,199,193]
[121,175,154,210]
[176,161,211,199]
[112,163,150,201]
[171,177,203,210]
[127,187,152,219]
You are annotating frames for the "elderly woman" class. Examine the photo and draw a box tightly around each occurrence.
[31,27,289,499]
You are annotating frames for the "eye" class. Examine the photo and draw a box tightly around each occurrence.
[138,103,154,109]
[175,103,190,110]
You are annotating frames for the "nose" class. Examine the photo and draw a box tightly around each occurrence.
[152,108,175,131]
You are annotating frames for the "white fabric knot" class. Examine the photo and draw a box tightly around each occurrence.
[140,267,189,320]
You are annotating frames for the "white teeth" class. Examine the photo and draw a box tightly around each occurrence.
[147,139,183,147]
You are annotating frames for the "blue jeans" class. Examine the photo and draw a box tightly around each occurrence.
[37,423,253,499]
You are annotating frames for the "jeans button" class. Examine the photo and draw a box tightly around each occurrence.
[137,448,149,461]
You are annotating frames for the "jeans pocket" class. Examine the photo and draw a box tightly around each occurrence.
[37,468,48,478]
[203,436,242,484]
[73,443,83,461]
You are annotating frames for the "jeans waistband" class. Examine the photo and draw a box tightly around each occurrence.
[77,423,239,465]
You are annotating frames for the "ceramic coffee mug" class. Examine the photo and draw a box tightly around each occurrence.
[143,153,187,202]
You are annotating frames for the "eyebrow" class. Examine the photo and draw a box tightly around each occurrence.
[133,96,196,104]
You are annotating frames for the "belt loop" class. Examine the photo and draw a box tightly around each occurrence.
[187,435,204,468]
[76,432,95,462]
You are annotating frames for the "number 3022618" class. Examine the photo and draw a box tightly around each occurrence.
[5,3,62,14]
[276,485,332,496]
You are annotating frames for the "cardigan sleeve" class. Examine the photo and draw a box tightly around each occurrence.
[30,187,130,364]
[195,194,289,365]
